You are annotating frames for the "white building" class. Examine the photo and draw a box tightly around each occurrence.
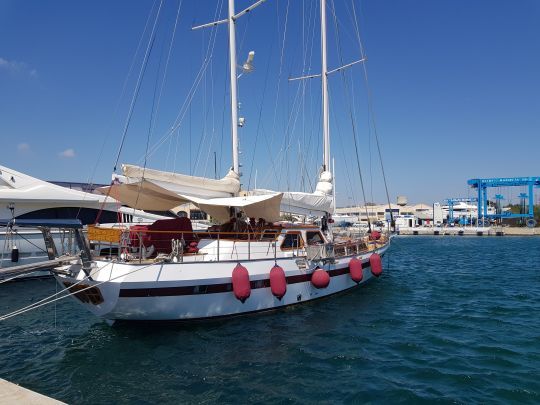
[334,202,434,226]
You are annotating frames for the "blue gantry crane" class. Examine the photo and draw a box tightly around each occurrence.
[467,177,540,227]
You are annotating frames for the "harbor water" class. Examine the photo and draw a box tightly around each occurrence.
[0,236,539,403]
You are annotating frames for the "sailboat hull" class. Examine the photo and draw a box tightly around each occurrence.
[55,244,388,322]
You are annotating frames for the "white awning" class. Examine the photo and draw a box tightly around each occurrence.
[98,180,282,222]
[188,193,283,223]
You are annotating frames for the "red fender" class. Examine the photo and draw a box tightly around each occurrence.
[370,253,382,277]
[232,263,251,302]
[311,268,330,289]
[270,265,287,299]
[349,257,363,283]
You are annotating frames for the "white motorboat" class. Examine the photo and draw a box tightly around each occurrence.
[54,0,392,323]
[0,165,166,277]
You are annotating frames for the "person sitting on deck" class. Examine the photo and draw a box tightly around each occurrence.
[249,217,257,230]
[234,213,249,237]
[220,217,236,234]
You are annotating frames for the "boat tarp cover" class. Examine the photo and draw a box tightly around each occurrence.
[121,164,240,198]
[98,180,283,222]
[97,180,191,211]
[251,189,332,217]
[0,164,116,207]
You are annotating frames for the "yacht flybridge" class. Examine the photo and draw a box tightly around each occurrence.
[53,0,392,323]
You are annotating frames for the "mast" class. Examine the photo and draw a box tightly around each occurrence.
[320,0,330,172]
[228,0,240,176]
[193,0,265,182]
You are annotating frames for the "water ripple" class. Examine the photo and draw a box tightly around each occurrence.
[0,237,539,403]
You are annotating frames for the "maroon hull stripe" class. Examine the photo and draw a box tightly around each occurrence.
[119,258,376,298]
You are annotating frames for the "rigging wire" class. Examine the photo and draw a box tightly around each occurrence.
[350,0,395,228]
[150,0,184,148]
[95,1,163,225]
[329,0,372,231]
[201,55,217,178]
[266,0,290,188]
[142,0,223,163]
[0,263,109,321]
[273,2,315,190]
[218,48,229,177]
[74,0,160,222]
[302,1,320,190]
[246,35,276,191]
[0,259,165,322]
[134,37,165,210]
[113,0,164,173]
[329,90,358,206]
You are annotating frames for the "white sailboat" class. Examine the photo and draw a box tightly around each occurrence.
[53,0,391,323]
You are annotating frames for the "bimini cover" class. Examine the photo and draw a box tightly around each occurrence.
[121,164,240,198]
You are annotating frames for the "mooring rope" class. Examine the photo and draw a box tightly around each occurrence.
[0,262,107,321]
[0,259,164,322]
[0,272,29,285]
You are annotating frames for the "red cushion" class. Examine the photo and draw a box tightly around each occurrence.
[129,225,151,247]
[147,218,198,254]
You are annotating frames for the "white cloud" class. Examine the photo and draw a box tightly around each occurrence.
[17,142,30,152]
[0,57,37,78]
[58,148,75,158]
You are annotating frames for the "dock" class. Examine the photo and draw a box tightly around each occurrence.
[397,226,539,236]
[0,379,65,404]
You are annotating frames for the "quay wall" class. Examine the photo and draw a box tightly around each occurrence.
[0,378,65,404]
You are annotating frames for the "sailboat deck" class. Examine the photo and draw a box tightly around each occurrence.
[90,228,388,264]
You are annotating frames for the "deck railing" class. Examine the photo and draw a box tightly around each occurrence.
[89,227,382,264]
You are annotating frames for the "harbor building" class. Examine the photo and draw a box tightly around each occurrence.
[334,198,434,227]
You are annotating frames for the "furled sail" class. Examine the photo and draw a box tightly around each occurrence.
[119,164,240,199]
[250,171,333,217]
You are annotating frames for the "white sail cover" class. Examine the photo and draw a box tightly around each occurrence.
[251,189,332,217]
[250,171,334,217]
[120,164,240,198]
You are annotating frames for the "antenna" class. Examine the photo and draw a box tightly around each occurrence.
[238,51,255,78]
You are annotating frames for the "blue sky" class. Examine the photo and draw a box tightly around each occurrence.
[1,0,539,206]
